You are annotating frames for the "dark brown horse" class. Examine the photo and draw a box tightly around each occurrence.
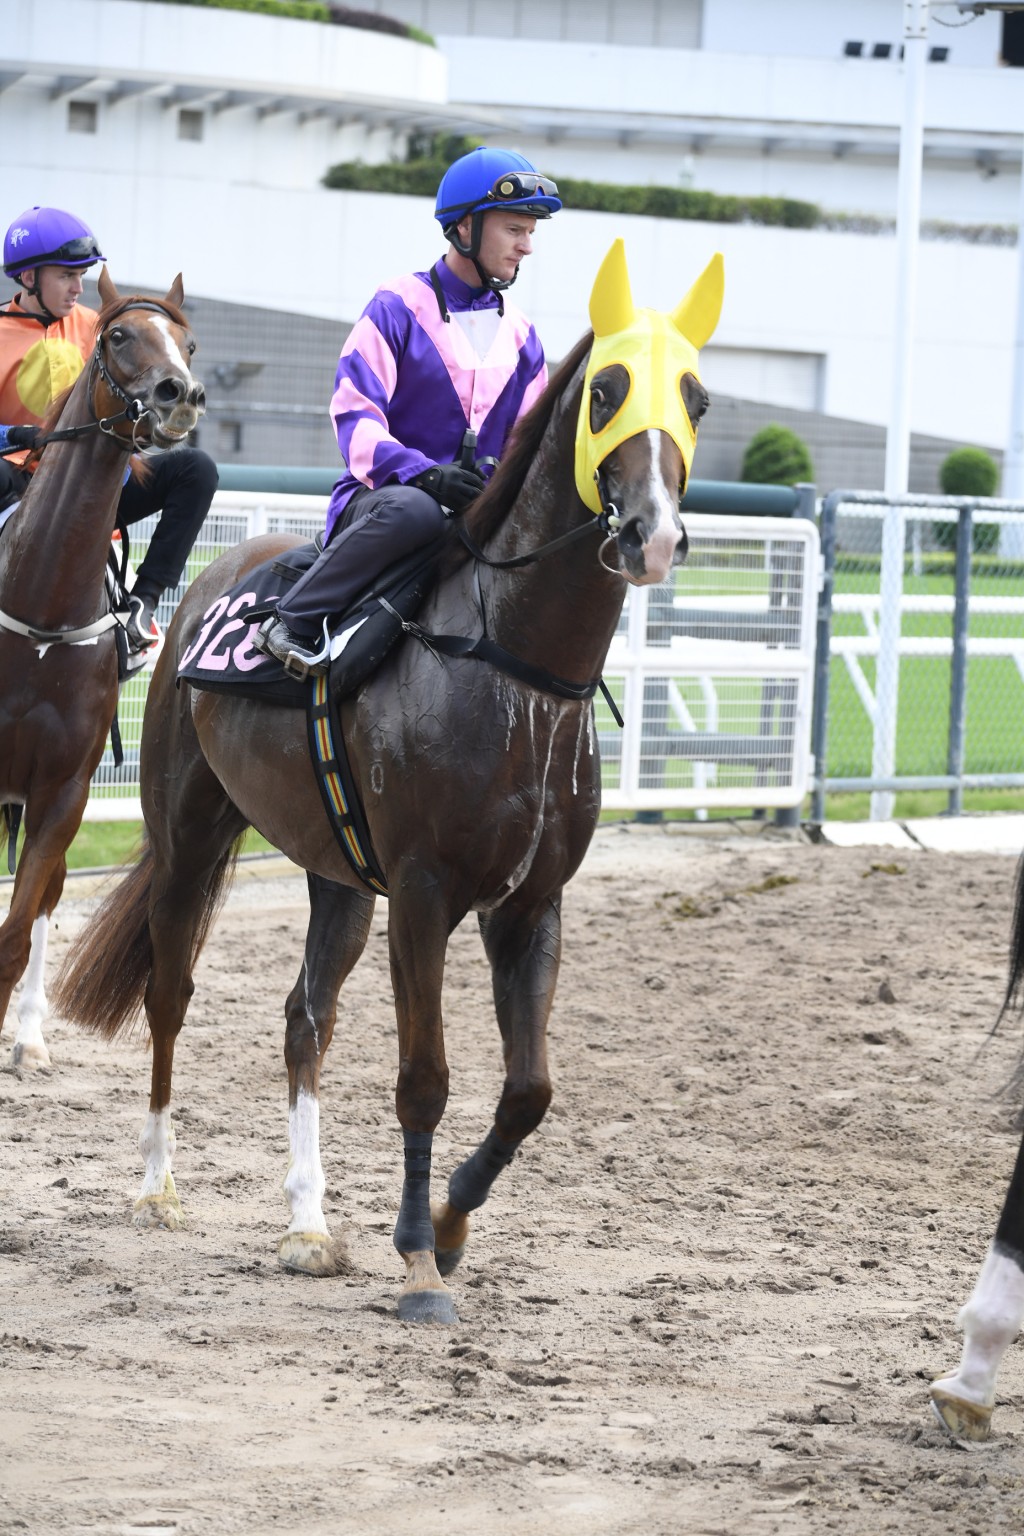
[931,868,1024,1440]
[54,248,722,1322]
[0,269,204,1068]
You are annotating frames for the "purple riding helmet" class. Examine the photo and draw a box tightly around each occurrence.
[3,206,106,286]
[434,146,561,292]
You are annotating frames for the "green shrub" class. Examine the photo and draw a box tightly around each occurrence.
[141,0,437,41]
[939,446,999,498]
[322,151,823,231]
[740,424,814,486]
[933,446,1000,552]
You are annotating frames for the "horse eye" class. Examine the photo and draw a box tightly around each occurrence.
[591,385,605,406]
[187,340,196,357]
[109,327,124,343]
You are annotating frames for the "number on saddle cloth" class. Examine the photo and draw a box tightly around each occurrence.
[178,542,442,707]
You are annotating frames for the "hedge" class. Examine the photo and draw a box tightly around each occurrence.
[322,155,822,230]
[140,0,435,44]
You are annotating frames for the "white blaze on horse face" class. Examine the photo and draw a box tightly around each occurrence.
[640,429,683,581]
[283,1089,329,1236]
[150,314,196,388]
[138,1107,176,1199]
[933,1243,1024,1408]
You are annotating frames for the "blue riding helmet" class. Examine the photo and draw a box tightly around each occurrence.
[3,206,106,281]
[435,147,561,293]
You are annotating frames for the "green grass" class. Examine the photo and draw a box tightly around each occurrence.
[48,823,279,872]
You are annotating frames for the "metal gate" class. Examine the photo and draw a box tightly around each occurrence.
[86,492,820,819]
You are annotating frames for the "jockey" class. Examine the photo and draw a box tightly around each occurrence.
[255,145,561,677]
[0,205,217,653]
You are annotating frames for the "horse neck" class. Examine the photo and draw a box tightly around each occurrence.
[482,384,627,681]
[0,373,129,628]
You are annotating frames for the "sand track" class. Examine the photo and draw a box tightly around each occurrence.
[3,824,1024,1534]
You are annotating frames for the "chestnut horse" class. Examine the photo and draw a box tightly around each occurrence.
[54,247,721,1323]
[0,269,204,1068]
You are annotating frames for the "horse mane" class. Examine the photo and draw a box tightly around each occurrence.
[441,330,593,575]
[26,292,187,472]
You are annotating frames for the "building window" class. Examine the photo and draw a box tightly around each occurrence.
[218,420,243,454]
[178,108,204,142]
[67,100,97,134]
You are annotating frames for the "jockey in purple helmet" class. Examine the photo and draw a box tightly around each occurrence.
[1,204,218,653]
[256,146,562,678]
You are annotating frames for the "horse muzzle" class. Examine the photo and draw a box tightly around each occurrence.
[147,377,206,448]
[608,508,687,586]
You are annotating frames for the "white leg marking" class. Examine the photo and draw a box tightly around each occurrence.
[283,1089,328,1235]
[933,1244,1024,1407]
[14,914,49,1058]
[138,1108,177,1199]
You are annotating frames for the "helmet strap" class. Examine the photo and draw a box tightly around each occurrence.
[16,268,60,326]
[445,211,514,307]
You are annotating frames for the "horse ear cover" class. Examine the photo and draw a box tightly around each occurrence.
[574,240,725,515]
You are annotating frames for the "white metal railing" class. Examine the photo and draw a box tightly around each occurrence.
[86,498,820,818]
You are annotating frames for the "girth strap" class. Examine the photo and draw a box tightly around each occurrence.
[0,606,123,645]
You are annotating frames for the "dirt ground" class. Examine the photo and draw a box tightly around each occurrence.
[3,822,1024,1535]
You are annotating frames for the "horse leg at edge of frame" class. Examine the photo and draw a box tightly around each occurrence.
[931,1129,1024,1441]
[278,874,376,1278]
[432,897,559,1278]
[389,882,458,1324]
[133,809,248,1232]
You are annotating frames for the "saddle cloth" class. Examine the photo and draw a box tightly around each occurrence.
[177,541,440,707]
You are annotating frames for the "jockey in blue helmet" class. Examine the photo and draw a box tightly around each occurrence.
[434,146,562,295]
[254,146,561,677]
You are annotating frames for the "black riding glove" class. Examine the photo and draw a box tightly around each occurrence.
[411,461,485,514]
[4,425,40,449]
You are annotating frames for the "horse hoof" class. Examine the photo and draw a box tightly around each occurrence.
[398,1288,459,1325]
[278,1231,337,1277]
[434,1242,466,1278]
[133,1192,185,1231]
[11,1039,51,1071]
[930,1387,993,1442]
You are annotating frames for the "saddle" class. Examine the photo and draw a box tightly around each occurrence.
[177,539,442,708]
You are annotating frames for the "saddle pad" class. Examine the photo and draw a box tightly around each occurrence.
[177,542,441,709]
[177,544,317,707]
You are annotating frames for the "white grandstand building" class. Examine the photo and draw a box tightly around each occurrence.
[2,0,1022,482]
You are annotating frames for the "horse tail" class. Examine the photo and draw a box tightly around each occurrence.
[54,834,241,1043]
[54,844,158,1041]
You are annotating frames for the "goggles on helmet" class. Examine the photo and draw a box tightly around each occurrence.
[486,171,559,205]
[33,235,104,266]
[436,171,560,222]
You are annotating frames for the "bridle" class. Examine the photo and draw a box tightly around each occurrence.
[0,300,192,652]
[0,300,188,460]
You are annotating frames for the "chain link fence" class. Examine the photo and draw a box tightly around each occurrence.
[811,491,1024,822]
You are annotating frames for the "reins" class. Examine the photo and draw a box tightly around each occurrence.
[0,301,176,655]
[0,298,179,460]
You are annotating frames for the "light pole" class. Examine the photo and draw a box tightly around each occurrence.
[873,0,930,821]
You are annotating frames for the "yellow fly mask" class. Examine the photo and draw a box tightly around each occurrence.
[574,239,724,516]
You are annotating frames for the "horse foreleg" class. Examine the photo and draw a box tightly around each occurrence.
[931,1130,1024,1440]
[2,834,71,1070]
[279,875,374,1277]
[389,882,457,1323]
[432,897,559,1277]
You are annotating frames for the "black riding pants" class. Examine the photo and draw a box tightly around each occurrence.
[117,447,218,594]
[277,483,447,638]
